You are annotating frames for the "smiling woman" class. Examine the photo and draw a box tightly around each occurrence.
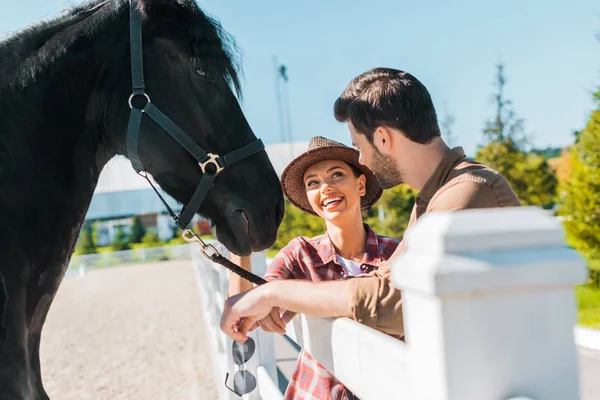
[228,136,400,400]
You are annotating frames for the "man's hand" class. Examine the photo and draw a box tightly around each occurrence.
[220,285,275,343]
[256,308,297,335]
[220,279,359,341]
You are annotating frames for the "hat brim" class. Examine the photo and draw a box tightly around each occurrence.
[280,146,383,216]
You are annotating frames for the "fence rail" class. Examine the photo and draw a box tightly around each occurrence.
[66,244,192,273]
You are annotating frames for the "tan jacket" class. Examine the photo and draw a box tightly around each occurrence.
[344,147,521,336]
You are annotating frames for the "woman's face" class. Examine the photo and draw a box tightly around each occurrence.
[303,160,366,223]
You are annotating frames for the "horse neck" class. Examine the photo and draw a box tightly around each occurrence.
[0,6,127,266]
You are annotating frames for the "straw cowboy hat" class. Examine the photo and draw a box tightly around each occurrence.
[281,136,383,215]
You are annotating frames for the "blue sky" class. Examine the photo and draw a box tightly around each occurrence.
[3,0,599,156]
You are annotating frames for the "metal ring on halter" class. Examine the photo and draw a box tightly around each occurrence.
[128,93,151,110]
[199,153,224,175]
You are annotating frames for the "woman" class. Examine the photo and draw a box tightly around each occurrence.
[228,136,399,400]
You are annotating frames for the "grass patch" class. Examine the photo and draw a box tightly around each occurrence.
[576,284,600,330]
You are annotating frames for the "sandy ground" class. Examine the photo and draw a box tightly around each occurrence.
[40,261,218,400]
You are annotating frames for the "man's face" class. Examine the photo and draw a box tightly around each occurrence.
[349,122,403,189]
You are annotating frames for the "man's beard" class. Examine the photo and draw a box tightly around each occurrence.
[371,150,403,189]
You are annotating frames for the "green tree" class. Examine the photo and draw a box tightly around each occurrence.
[75,223,97,254]
[129,216,146,243]
[476,64,557,207]
[272,200,325,250]
[141,231,164,248]
[559,91,600,262]
[91,222,99,247]
[514,152,558,208]
[364,184,417,238]
[477,141,558,208]
[111,224,131,251]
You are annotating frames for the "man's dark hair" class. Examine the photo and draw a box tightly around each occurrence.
[334,68,441,144]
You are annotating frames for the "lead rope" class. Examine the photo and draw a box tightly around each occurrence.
[182,230,267,286]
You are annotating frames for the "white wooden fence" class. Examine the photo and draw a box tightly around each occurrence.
[66,243,192,275]
[192,206,589,400]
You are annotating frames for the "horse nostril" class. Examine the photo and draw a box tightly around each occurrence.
[275,196,285,226]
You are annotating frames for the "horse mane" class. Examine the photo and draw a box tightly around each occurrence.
[0,0,242,95]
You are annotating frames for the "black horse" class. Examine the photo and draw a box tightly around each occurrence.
[0,0,284,398]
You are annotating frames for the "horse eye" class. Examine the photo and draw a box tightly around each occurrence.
[195,69,209,79]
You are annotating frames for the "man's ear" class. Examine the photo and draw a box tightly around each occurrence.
[373,126,394,154]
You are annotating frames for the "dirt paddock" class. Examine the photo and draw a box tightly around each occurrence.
[41,261,218,400]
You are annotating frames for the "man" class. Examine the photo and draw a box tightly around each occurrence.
[220,67,521,344]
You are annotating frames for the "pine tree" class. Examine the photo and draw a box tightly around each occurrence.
[130,216,146,243]
[112,224,131,251]
[76,223,97,254]
[476,64,557,207]
[481,64,527,146]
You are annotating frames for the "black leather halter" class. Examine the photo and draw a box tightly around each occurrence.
[126,0,263,232]
[125,0,267,285]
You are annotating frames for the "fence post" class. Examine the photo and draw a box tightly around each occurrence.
[78,264,86,277]
[391,206,587,400]
[244,251,278,399]
[141,247,146,262]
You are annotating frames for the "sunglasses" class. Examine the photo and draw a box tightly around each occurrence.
[225,337,257,397]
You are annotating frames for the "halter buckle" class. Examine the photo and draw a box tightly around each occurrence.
[199,153,224,175]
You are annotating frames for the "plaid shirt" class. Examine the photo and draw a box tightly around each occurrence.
[264,224,400,400]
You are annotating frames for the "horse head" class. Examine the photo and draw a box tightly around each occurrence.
[99,0,284,256]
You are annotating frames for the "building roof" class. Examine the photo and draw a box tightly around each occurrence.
[86,188,182,220]
[87,141,309,220]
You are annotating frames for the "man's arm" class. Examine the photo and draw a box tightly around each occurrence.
[221,274,404,342]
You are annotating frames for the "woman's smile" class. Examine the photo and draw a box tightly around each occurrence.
[321,195,344,210]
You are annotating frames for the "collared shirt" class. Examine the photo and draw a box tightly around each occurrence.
[344,147,522,337]
[264,224,400,400]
